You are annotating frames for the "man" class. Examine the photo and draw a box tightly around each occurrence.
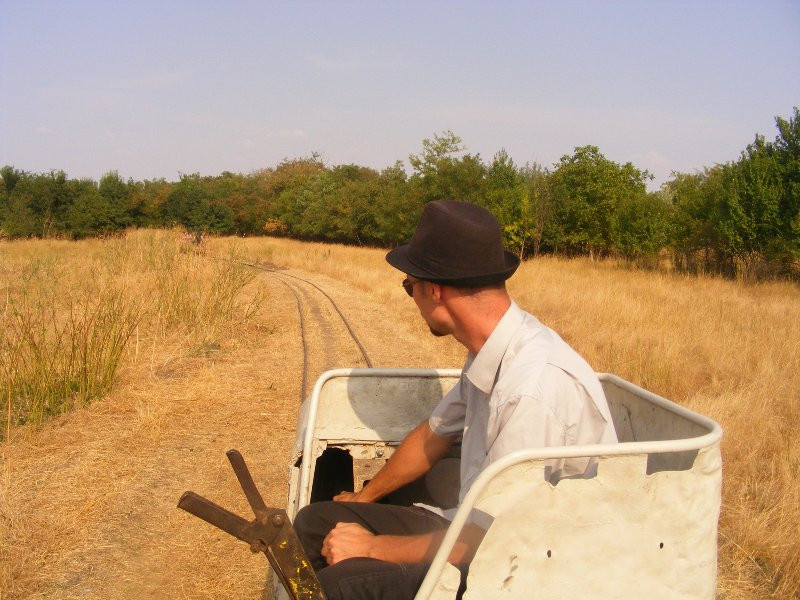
[295,200,617,600]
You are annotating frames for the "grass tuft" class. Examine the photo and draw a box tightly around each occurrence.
[1,285,141,428]
[0,230,263,436]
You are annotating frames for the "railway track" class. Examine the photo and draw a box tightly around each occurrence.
[233,257,373,402]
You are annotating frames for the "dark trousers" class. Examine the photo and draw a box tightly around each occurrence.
[294,501,460,600]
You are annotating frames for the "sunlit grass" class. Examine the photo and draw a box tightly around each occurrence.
[1,232,796,598]
[0,230,263,435]
[1,285,141,428]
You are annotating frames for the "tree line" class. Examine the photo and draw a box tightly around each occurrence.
[1,108,798,279]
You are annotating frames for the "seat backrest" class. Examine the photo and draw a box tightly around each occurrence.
[456,447,721,599]
[418,374,723,600]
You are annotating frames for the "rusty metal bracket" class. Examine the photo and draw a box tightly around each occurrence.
[178,449,327,600]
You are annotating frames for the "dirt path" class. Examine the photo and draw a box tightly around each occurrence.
[1,266,462,599]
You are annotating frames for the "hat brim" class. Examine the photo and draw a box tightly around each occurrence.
[386,244,520,287]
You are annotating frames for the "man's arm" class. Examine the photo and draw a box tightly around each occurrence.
[321,521,486,566]
[334,420,455,503]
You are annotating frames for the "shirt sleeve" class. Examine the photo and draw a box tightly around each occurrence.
[429,375,467,436]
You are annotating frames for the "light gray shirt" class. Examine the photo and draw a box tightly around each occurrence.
[429,302,618,503]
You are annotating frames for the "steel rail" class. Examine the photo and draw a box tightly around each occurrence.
[207,254,373,400]
[274,277,309,403]
[269,269,373,370]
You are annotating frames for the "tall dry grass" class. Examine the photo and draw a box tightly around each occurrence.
[2,284,141,428]
[1,233,796,598]
[1,231,273,600]
[226,236,800,599]
[0,230,263,435]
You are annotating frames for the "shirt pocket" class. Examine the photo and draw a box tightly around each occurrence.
[484,391,520,453]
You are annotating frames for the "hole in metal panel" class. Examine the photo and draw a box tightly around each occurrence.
[310,448,353,503]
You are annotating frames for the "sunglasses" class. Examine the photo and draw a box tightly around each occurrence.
[402,277,418,297]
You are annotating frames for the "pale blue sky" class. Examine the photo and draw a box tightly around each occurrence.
[1,1,798,190]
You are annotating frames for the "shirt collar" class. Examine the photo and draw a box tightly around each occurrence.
[464,301,525,394]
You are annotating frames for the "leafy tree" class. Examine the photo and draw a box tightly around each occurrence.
[551,146,652,258]
[408,131,486,203]
[65,180,109,239]
[772,107,800,271]
[483,150,529,256]
[407,130,465,177]
[0,170,39,238]
[221,173,269,235]
[1,165,22,194]
[717,138,782,272]
[325,165,380,244]
[431,153,486,204]
[258,156,326,200]
[667,108,800,278]
[31,171,74,236]
[715,109,800,277]
[97,171,134,231]
[128,178,172,227]
[2,170,76,237]
[520,163,555,256]
[616,192,672,266]
[161,174,234,235]
[292,169,343,240]
[372,162,422,245]
[261,157,326,234]
[666,168,727,274]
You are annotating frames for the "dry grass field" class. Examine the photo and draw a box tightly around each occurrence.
[2,231,799,599]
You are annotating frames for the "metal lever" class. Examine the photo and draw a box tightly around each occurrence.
[178,450,327,600]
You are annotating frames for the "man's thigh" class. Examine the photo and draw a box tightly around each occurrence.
[294,502,449,575]
[317,557,430,600]
[295,501,448,542]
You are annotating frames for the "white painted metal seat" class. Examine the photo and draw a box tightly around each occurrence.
[281,369,722,600]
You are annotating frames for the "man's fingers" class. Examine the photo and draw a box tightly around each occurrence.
[321,522,348,564]
[321,522,374,565]
[333,491,365,502]
[321,529,334,564]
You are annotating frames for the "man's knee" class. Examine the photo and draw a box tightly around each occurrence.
[295,502,346,571]
[293,502,317,534]
[294,502,331,552]
[294,501,341,538]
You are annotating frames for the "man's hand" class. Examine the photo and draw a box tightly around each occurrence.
[321,522,468,566]
[332,490,366,502]
[331,421,455,504]
[321,522,376,565]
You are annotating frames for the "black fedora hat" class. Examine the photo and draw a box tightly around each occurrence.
[386,200,520,287]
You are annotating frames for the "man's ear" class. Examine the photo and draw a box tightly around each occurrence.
[430,282,443,303]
